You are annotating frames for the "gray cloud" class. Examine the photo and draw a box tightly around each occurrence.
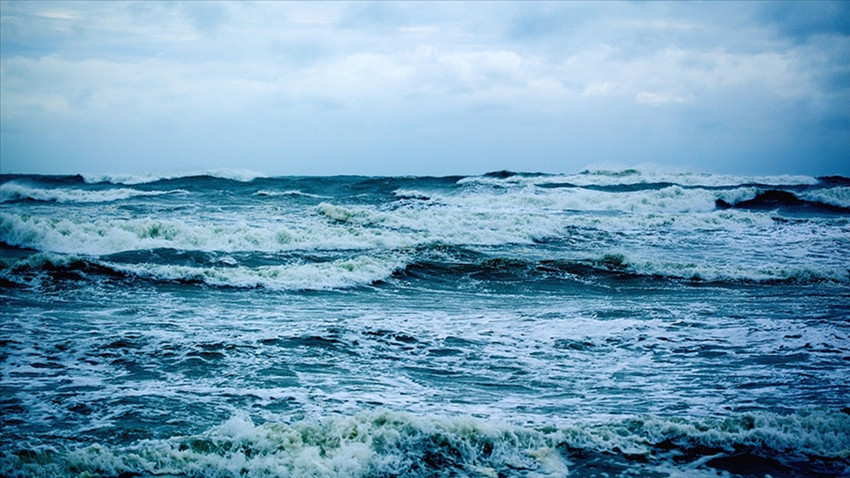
[756,1,850,41]
[1,1,847,176]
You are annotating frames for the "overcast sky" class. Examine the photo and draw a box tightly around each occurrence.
[1,1,848,176]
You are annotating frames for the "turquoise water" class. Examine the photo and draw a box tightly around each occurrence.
[1,169,849,476]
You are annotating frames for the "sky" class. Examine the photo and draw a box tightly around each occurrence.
[1,1,848,177]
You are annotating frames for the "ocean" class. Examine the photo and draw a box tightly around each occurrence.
[1,168,848,477]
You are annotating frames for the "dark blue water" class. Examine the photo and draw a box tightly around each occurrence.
[2,169,849,477]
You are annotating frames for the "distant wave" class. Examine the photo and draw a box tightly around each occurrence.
[449,171,850,213]
[0,181,185,204]
[397,182,850,215]
[254,189,331,199]
[82,168,266,185]
[6,168,842,190]
[462,167,822,188]
[2,408,847,477]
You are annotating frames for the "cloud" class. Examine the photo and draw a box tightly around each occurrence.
[635,92,688,106]
[1,1,848,176]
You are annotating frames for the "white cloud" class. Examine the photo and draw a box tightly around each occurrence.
[635,92,688,105]
[581,82,619,98]
[34,9,83,21]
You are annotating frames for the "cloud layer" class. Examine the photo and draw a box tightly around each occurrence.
[1,1,848,175]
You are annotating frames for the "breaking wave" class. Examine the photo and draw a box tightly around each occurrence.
[2,409,848,478]
[0,212,404,256]
[715,189,850,213]
[2,168,848,290]
[398,250,850,285]
[108,254,406,291]
[398,183,850,216]
[803,187,850,209]
[0,182,184,204]
[0,251,406,291]
[3,246,847,291]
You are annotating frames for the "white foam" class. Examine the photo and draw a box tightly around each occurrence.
[587,214,850,283]
[3,198,846,286]
[0,212,404,255]
[0,181,184,204]
[404,183,768,215]
[108,254,406,290]
[8,410,568,478]
[314,201,568,247]
[392,189,437,200]
[4,175,846,286]
[621,254,850,283]
[316,202,385,226]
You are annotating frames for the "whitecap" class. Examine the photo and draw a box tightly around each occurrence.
[801,186,850,209]
[108,254,406,290]
[0,182,184,204]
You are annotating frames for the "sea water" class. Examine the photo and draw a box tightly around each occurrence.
[1,168,848,477]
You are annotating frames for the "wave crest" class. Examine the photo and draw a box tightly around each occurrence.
[83,168,266,185]
[460,167,820,188]
[0,213,396,255]
[398,251,850,285]
[0,182,183,204]
[1,251,405,291]
[110,254,405,290]
[3,409,848,477]
[715,189,850,213]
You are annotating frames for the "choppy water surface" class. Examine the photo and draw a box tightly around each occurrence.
[1,169,849,477]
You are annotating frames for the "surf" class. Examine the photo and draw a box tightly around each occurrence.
[3,408,847,478]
